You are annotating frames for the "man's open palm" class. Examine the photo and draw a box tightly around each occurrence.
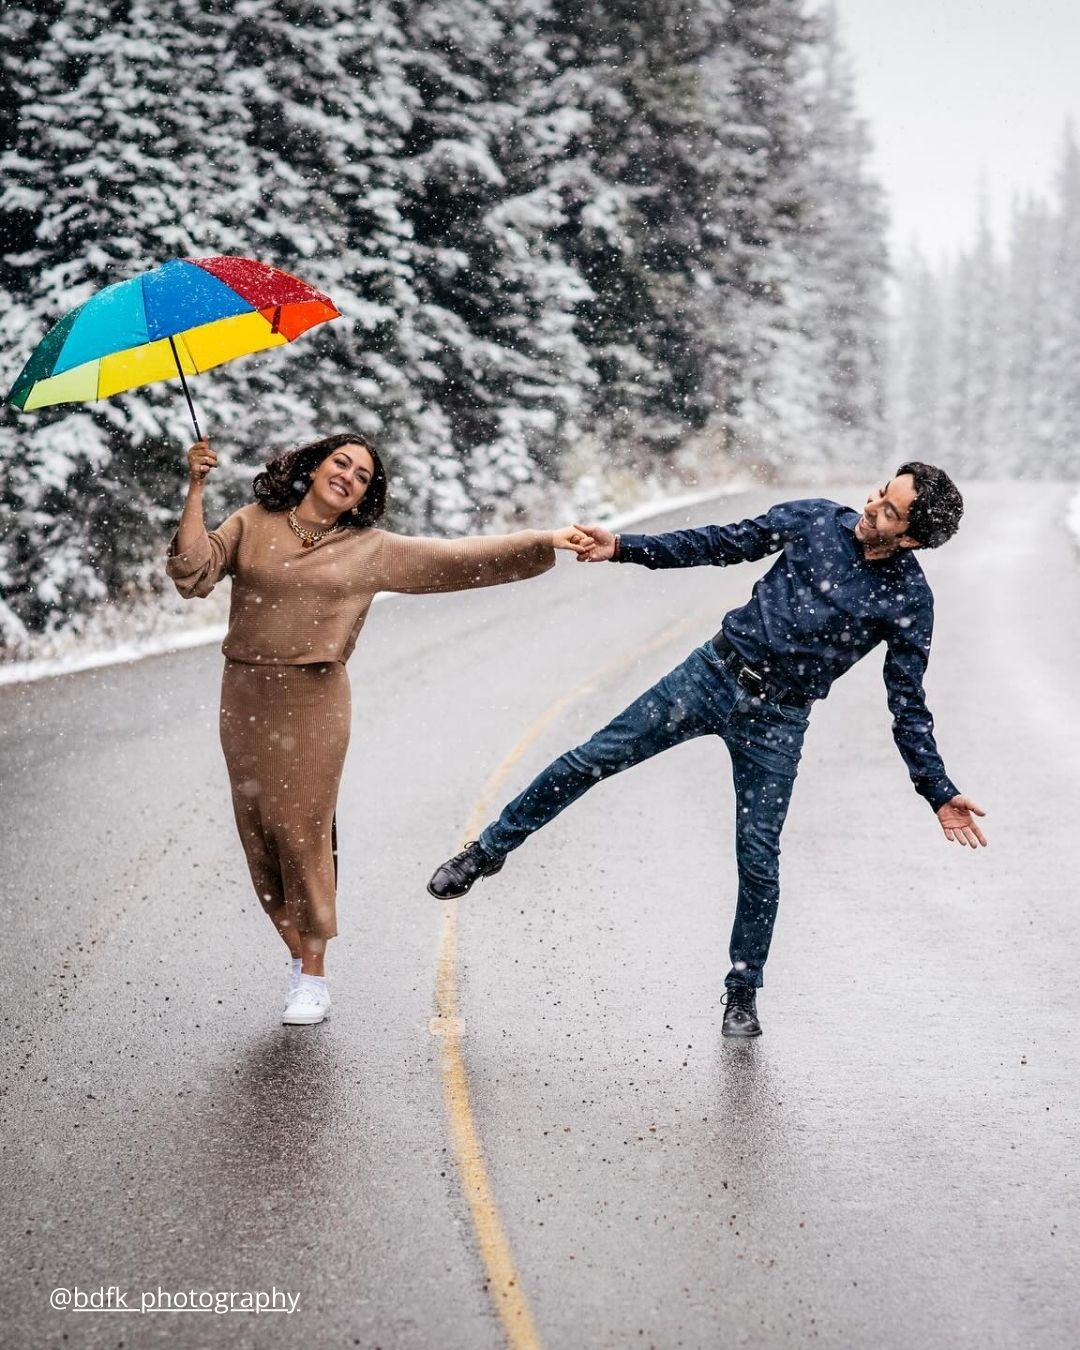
[936,794,988,848]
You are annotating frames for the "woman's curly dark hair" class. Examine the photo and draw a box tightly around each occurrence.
[252,433,388,528]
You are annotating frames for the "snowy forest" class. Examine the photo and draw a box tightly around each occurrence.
[891,125,1080,480]
[2,0,890,648]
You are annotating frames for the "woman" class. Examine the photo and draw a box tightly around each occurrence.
[168,433,587,1026]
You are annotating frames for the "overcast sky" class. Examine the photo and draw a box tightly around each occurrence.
[825,0,1080,262]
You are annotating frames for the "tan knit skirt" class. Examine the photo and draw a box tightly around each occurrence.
[219,660,351,939]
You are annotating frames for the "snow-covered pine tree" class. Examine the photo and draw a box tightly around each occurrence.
[703,0,820,467]
[782,2,887,469]
[386,0,593,529]
[0,0,259,632]
[889,245,944,465]
[539,0,735,464]
[0,3,61,270]
[0,2,64,643]
[1037,126,1080,478]
[889,120,1080,481]
[220,1,418,483]
[551,0,887,477]
[462,0,596,523]
[996,191,1055,476]
[940,191,1003,476]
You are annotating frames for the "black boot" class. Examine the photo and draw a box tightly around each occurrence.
[427,840,505,899]
[721,985,761,1038]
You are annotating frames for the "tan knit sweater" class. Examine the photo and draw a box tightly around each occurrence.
[166,503,557,665]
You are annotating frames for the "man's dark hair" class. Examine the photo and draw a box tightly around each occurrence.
[896,462,963,548]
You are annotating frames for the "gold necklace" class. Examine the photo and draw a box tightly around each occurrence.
[287,508,341,549]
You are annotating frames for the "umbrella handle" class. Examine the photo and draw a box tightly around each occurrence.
[168,335,203,441]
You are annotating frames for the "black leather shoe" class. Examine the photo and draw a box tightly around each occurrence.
[427,841,505,899]
[721,985,762,1038]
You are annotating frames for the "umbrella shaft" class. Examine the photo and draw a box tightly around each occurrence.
[168,335,202,440]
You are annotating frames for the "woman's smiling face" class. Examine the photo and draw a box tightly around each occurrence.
[307,443,375,517]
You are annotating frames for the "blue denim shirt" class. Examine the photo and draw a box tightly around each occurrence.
[617,498,959,811]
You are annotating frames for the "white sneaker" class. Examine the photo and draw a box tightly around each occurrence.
[286,958,302,1004]
[282,977,331,1026]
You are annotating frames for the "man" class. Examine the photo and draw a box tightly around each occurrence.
[428,464,987,1038]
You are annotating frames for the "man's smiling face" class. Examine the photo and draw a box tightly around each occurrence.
[854,473,920,554]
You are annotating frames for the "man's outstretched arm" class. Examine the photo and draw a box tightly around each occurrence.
[883,607,988,848]
[572,500,815,568]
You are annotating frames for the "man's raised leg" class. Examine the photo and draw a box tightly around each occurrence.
[427,648,729,899]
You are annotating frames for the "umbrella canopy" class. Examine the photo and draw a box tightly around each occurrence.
[7,255,340,435]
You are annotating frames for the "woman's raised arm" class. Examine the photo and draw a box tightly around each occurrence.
[174,440,217,555]
[166,440,242,599]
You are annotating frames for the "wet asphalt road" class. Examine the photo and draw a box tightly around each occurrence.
[1,481,1077,1350]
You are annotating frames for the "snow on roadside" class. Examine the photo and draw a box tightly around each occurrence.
[602,482,746,531]
[1067,488,1080,553]
[0,480,748,687]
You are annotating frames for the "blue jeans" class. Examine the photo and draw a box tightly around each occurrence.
[479,642,809,989]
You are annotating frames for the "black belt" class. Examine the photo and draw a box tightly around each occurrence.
[709,632,810,708]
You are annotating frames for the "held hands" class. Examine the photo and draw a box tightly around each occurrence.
[186,439,217,484]
[552,525,594,554]
[569,523,618,562]
[936,794,988,848]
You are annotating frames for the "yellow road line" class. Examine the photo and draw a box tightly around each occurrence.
[434,609,713,1350]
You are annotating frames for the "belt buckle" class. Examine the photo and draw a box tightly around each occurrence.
[737,664,766,698]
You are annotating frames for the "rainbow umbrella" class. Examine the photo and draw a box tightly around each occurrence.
[7,255,340,438]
